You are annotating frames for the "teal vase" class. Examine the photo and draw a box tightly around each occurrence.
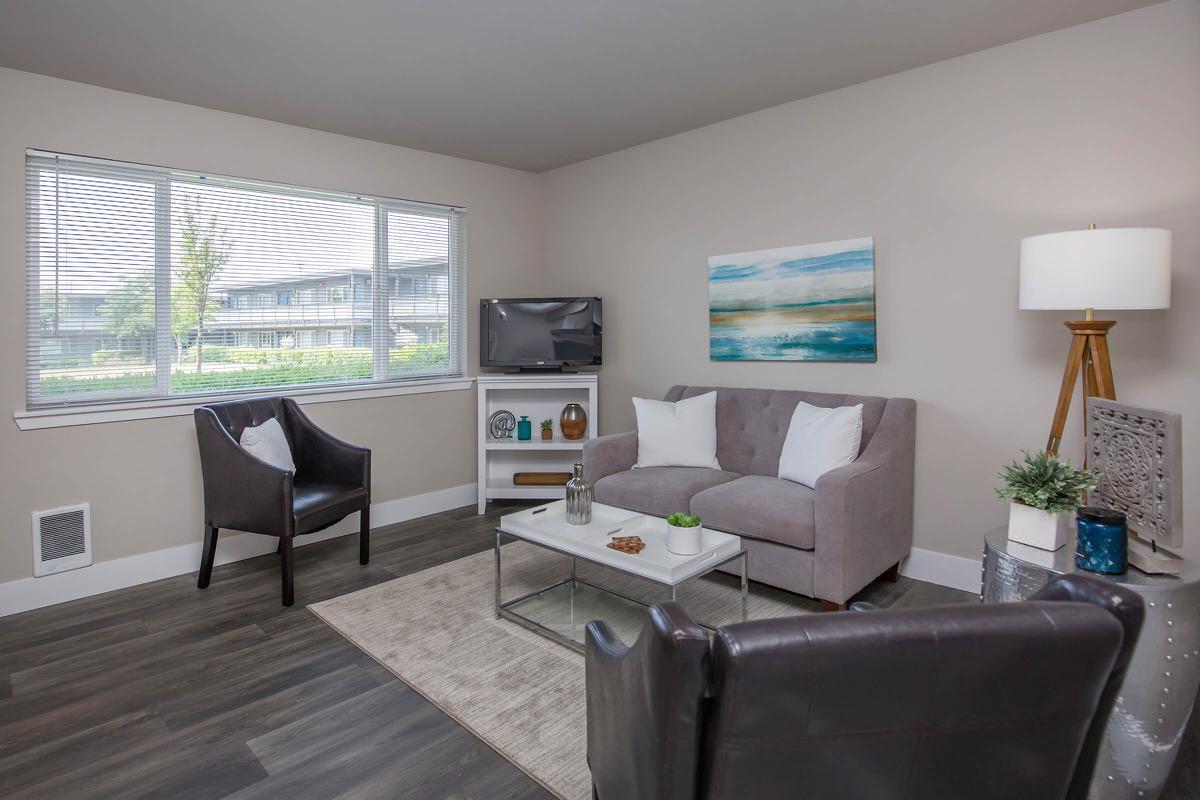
[517,416,531,441]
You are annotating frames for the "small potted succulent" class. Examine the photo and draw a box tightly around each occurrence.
[540,419,554,441]
[996,450,1099,551]
[666,512,704,555]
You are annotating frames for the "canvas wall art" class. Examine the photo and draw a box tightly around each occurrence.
[708,237,876,362]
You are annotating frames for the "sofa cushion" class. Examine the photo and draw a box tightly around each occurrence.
[239,416,296,473]
[594,467,740,519]
[293,480,369,535]
[778,401,862,489]
[690,475,816,550]
[632,392,720,469]
[664,386,888,477]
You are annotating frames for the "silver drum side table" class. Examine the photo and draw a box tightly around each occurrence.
[982,527,1200,800]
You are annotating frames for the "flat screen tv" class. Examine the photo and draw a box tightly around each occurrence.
[480,297,602,370]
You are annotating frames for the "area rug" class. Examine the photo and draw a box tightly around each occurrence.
[309,542,816,800]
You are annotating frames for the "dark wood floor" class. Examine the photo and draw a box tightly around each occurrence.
[3,503,1187,799]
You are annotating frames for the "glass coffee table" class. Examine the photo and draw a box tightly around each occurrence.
[495,501,747,652]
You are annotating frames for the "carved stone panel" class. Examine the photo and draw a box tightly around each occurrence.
[1088,398,1183,550]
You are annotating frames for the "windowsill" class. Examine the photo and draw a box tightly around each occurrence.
[12,376,475,431]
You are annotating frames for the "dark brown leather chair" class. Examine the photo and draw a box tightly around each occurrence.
[585,573,1143,800]
[194,396,371,606]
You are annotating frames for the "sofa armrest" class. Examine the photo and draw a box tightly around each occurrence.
[194,407,294,537]
[813,398,916,605]
[283,398,371,492]
[585,603,709,800]
[583,430,638,484]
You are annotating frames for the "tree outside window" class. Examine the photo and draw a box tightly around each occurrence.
[174,206,232,373]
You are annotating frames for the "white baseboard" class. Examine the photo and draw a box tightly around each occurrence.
[0,483,477,618]
[1,489,981,618]
[900,546,983,595]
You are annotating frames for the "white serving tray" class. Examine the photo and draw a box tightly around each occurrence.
[499,500,743,586]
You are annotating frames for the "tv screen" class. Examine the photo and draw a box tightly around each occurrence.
[480,297,602,369]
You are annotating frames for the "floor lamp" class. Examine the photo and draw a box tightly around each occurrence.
[1018,226,1172,456]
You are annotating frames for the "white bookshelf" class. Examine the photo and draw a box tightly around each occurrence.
[477,373,599,513]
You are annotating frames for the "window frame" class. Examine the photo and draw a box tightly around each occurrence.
[24,149,468,415]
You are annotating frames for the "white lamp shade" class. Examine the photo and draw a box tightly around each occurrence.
[1019,227,1171,311]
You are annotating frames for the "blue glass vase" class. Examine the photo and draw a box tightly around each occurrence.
[1075,507,1127,575]
[516,415,532,441]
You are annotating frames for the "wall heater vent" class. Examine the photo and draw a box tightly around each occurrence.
[32,503,92,577]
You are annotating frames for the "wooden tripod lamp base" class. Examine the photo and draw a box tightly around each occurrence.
[1046,313,1115,455]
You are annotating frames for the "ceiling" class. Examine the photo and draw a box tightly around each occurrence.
[0,0,1160,172]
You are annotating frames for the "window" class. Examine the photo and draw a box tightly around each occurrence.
[25,150,466,409]
[353,279,370,303]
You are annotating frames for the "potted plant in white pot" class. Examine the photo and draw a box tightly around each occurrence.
[996,450,1099,551]
[665,512,704,555]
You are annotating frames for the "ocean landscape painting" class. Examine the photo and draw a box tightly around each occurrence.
[708,237,876,362]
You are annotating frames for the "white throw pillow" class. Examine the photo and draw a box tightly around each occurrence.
[777,401,863,489]
[239,417,296,472]
[632,392,721,470]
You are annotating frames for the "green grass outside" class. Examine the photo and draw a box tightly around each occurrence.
[39,344,450,397]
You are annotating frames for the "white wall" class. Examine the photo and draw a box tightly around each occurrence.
[0,67,541,584]
[539,0,1200,563]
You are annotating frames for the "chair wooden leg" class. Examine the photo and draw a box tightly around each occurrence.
[198,525,219,589]
[359,506,370,566]
[819,599,844,612]
[881,561,900,583]
[281,535,294,607]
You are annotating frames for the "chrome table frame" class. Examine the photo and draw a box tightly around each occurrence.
[494,529,748,653]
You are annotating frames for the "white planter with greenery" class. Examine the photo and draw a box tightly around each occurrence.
[996,450,1099,552]
[666,513,703,555]
[1007,501,1072,551]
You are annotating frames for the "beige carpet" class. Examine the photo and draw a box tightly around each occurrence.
[309,541,816,800]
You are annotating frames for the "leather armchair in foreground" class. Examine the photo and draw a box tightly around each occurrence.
[585,573,1143,800]
[194,396,371,606]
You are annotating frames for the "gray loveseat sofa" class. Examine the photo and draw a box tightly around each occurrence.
[582,385,916,610]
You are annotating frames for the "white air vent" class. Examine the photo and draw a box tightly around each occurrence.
[32,503,92,577]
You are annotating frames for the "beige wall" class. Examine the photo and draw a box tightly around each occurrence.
[540,1,1200,563]
[0,67,541,583]
[2,0,1196,589]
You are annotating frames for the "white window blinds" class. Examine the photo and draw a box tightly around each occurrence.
[25,150,466,409]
